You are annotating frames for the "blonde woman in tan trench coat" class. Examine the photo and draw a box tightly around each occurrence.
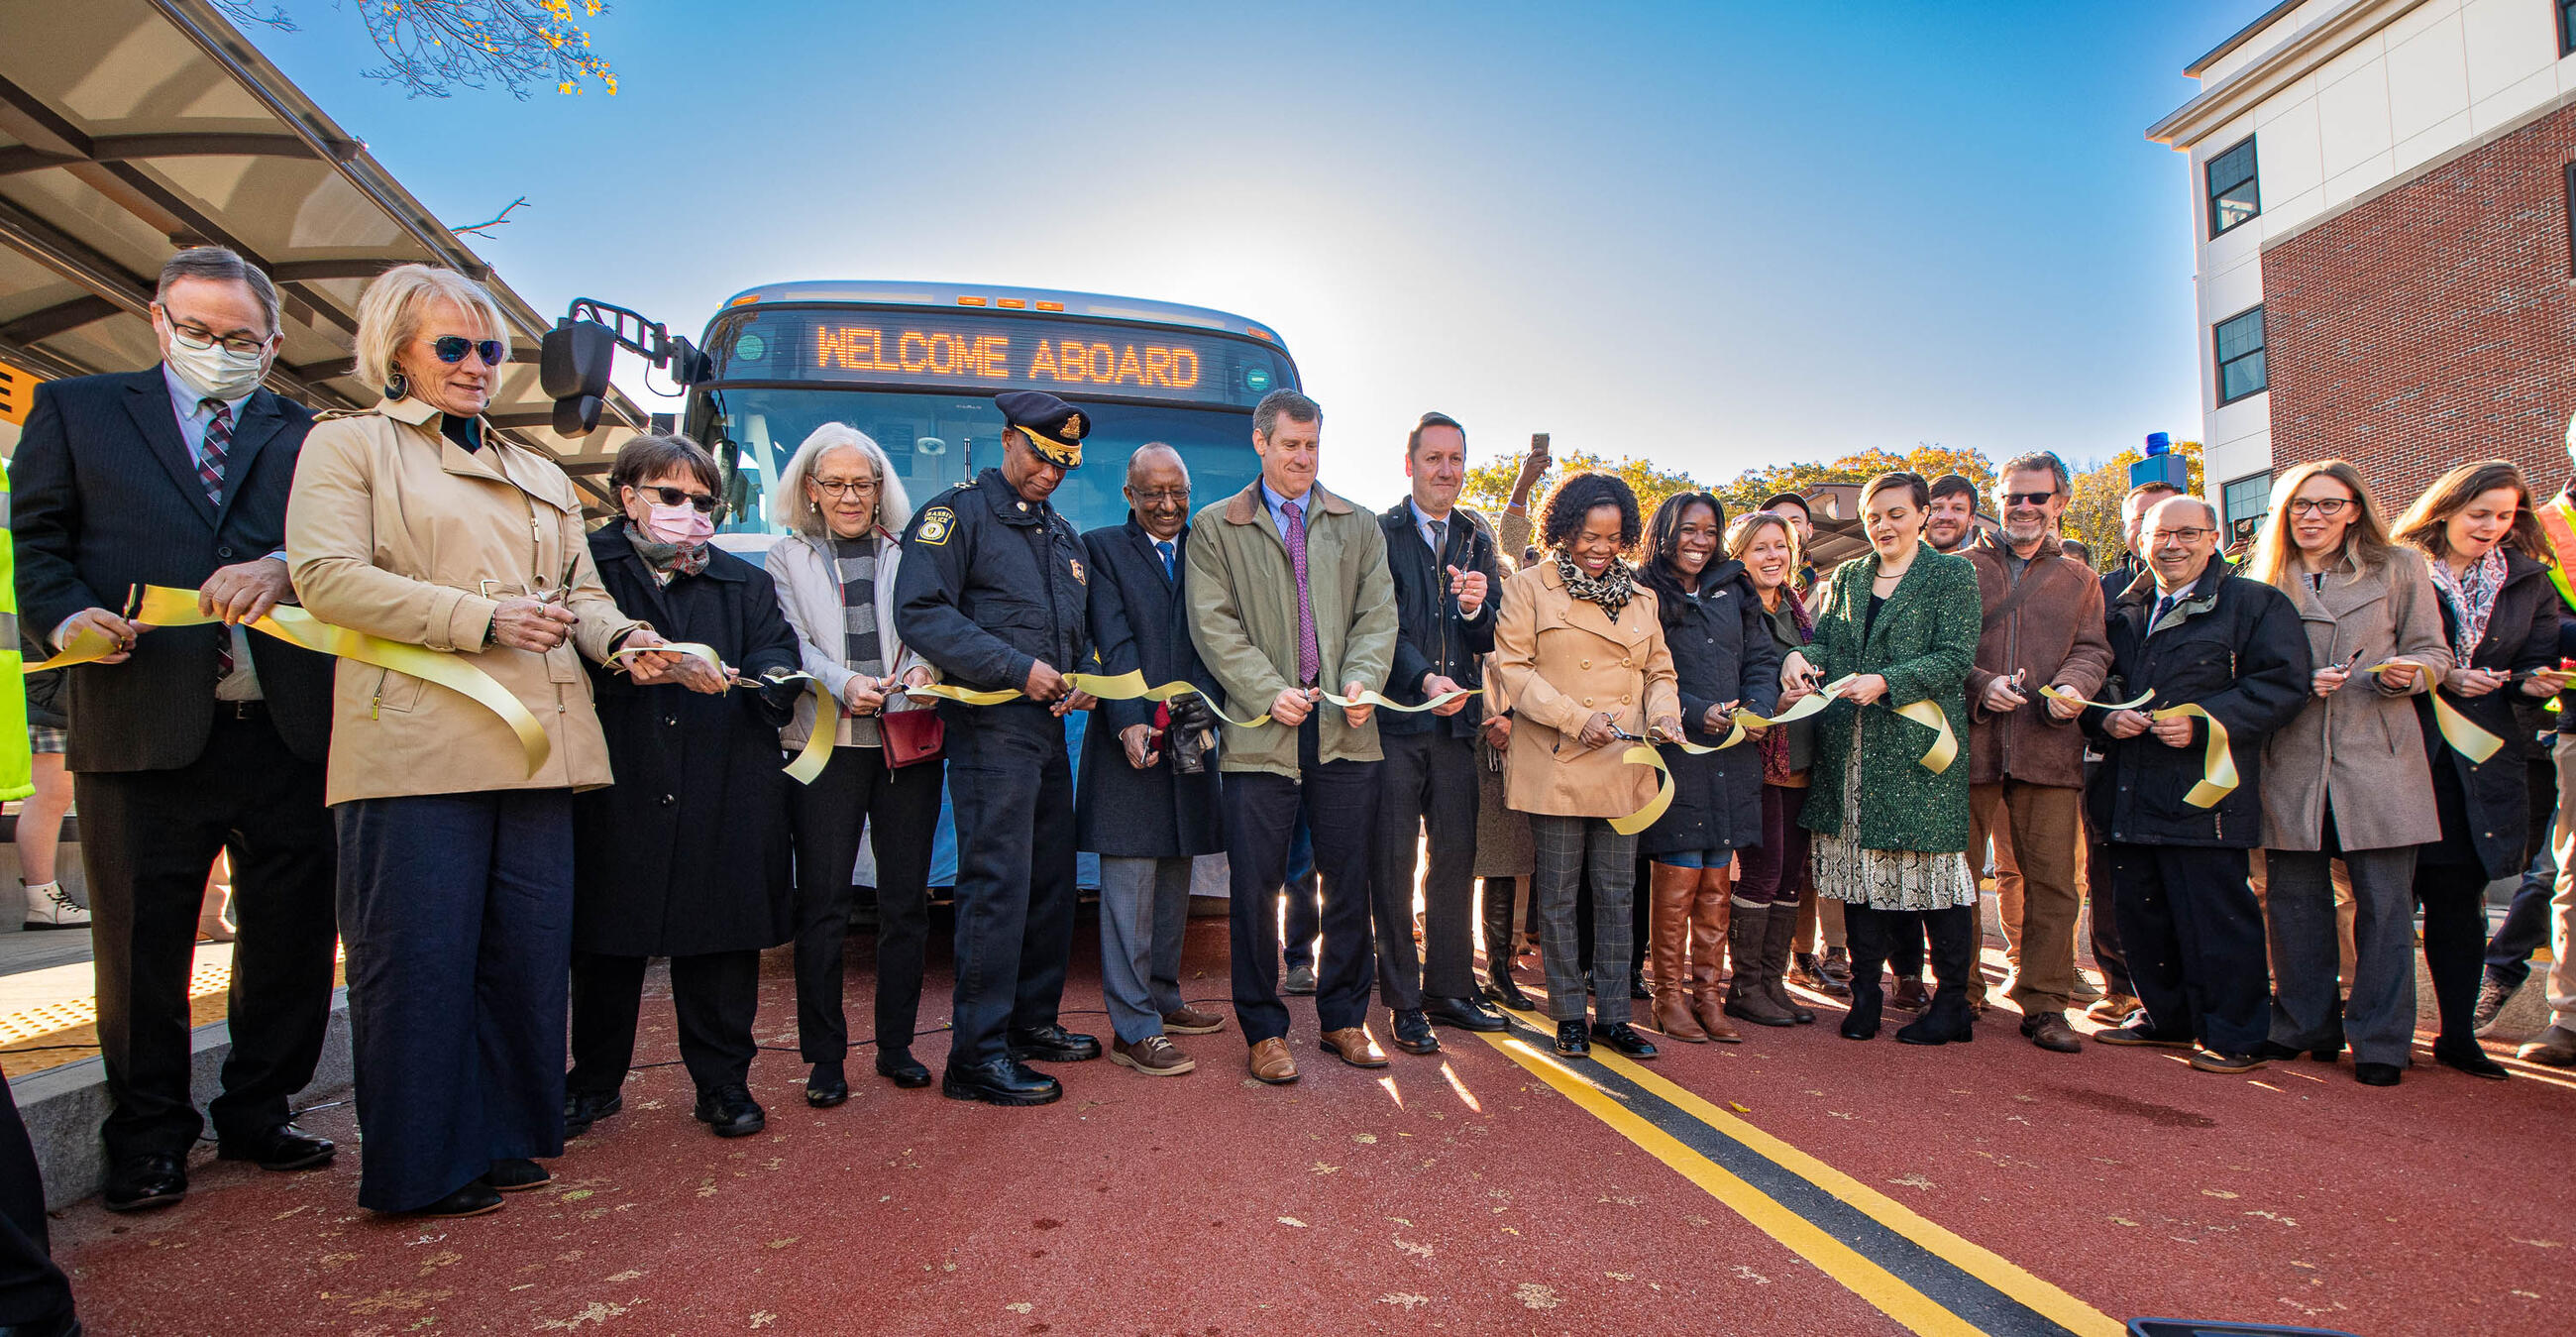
[288,265,685,1218]
[1491,471,1681,1059]
[2246,460,2450,1088]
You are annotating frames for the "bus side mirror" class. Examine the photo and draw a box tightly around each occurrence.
[553,393,605,438]
[541,319,616,402]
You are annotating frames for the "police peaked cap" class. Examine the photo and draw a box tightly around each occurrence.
[997,390,1088,469]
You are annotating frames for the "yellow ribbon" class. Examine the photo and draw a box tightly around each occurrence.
[24,625,125,672]
[2037,685,2155,712]
[2148,703,2237,809]
[1696,685,1839,750]
[608,641,841,786]
[131,585,553,778]
[2354,661,2505,763]
[903,670,1473,731]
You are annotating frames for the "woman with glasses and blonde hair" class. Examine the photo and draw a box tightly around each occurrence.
[2246,459,2451,1087]
[764,422,944,1106]
[289,264,688,1217]
[2389,461,2570,1080]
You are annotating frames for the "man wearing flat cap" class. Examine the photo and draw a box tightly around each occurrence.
[895,390,1101,1106]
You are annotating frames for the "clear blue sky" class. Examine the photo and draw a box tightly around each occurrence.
[241,0,2276,501]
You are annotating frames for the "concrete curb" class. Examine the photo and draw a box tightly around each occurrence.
[9,986,353,1211]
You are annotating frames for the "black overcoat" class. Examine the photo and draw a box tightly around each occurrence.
[2418,549,2562,879]
[1643,559,1780,857]
[571,526,802,956]
[1075,517,1223,857]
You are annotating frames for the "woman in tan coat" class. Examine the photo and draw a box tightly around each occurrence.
[1491,471,1682,1058]
[2247,459,2450,1088]
[288,265,684,1217]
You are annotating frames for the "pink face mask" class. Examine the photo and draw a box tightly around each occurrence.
[642,501,715,547]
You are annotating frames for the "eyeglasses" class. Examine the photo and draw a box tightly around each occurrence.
[164,319,268,357]
[2287,498,2352,517]
[2149,527,2215,543]
[630,483,725,515]
[428,335,505,366]
[2001,490,2058,506]
[808,477,879,499]
[1128,489,1190,505]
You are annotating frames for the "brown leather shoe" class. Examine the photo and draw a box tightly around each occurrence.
[1648,863,1705,1042]
[1890,975,1929,1012]
[1111,1035,1196,1076]
[2020,1011,2083,1054]
[1161,1004,1226,1036]
[1320,1026,1389,1068]
[2085,992,2142,1025]
[1246,1037,1299,1084]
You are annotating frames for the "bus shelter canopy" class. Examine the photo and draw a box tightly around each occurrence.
[0,0,640,504]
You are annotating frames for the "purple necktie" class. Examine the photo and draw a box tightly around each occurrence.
[1285,499,1320,687]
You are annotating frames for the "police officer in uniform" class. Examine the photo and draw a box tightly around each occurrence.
[894,390,1102,1106]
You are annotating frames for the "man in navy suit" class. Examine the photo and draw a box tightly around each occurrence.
[9,247,340,1212]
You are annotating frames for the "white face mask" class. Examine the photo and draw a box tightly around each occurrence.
[163,327,268,403]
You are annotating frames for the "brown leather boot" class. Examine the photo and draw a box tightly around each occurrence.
[1648,863,1705,1042]
[1686,870,1742,1043]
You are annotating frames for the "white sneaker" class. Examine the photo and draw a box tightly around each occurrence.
[23,881,91,930]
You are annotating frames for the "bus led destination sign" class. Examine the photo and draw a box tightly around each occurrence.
[713,307,1291,407]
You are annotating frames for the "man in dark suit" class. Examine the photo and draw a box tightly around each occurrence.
[8,247,340,1211]
[1076,444,1227,1077]
[2081,478,2183,1027]
[1369,412,1506,1053]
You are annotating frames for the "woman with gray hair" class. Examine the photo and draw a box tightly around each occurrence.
[766,422,945,1105]
[289,263,686,1217]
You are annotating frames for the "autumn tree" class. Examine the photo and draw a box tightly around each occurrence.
[2061,441,2205,570]
[215,0,616,99]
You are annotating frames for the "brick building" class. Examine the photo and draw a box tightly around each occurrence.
[2149,0,2576,544]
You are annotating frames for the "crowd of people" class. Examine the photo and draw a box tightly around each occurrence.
[0,247,2570,1331]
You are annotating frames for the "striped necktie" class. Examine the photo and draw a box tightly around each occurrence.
[198,399,231,506]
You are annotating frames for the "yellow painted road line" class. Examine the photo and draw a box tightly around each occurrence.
[1476,1032,1990,1337]
[1589,1048,2126,1337]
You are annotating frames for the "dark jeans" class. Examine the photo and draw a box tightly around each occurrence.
[2108,842,2267,1055]
[788,744,943,1062]
[0,1078,72,1326]
[568,949,760,1096]
[337,789,574,1213]
[2488,830,2558,988]
[1371,730,1480,1005]
[943,706,1077,1068]
[74,711,337,1162]
[1281,816,1319,970]
[1227,724,1381,1046]
[1736,783,1812,907]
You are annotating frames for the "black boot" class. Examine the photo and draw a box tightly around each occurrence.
[1840,973,1884,1041]
[1897,907,1979,1046]
[1838,904,1886,1041]
[1481,879,1535,1010]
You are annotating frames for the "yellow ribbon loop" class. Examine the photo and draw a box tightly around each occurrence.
[605,641,840,786]
[132,585,553,779]
[1610,745,1676,836]
[2148,703,2237,809]
[2427,693,2505,764]
[2037,686,2155,713]
[25,625,126,672]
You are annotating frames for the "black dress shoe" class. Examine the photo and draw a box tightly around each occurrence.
[873,1051,931,1090]
[1554,1020,1590,1056]
[563,1089,623,1138]
[215,1123,336,1171]
[2354,1061,2404,1087]
[102,1153,186,1212]
[1484,972,1536,1012]
[1389,1009,1442,1055]
[2432,1039,2509,1080]
[1590,1022,1660,1059]
[413,1181,503,1218]
[803,1058,850,1107]
[1006,1024,1103,1063]
[485,1158,551,1192]
[1423,994,1506,1032]
[942,1057,1063,1106]
[693,1084,767,1137]
[1627,974,1652,1002]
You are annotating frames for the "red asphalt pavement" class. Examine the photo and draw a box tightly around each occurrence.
[48,916,2575,1336]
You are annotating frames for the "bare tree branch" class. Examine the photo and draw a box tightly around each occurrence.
[215,1,617,100]
[449,195,529,238]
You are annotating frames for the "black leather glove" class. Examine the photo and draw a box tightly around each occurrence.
[1167,691,1216,733]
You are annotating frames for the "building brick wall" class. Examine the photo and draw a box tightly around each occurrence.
[2264,100,2576,512]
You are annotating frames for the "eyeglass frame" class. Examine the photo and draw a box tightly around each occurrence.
[2286,497,2353,516]
[2146,525,2217,543]
[805,475,881,499]
[627,482,727,516]
[1126,487,1191,506]
[157,306,272,357]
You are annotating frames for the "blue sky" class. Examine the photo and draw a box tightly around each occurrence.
[240,0,2275,501]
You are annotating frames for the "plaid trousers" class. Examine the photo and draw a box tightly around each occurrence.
[1530,813,1638,1024]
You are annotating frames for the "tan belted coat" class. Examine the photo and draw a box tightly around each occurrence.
[286,396,645,805]
[2258,544,2452,853]
[1489,560,1680,819]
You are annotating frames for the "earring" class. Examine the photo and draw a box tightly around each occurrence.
[383,371,409,401]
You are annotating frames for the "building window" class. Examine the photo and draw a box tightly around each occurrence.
[2222,472,2273,549]
[2214,305,2267,404]
[2206,136,2260,237]
[2562,0,2576,56]
[2565,161,2576,278]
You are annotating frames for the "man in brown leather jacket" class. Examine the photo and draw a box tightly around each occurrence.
[1962,453,2112,1053]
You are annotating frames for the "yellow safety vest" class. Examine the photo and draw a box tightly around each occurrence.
[0,465,32,801]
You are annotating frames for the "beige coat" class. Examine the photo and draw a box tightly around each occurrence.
[286,396,644,805]
[2258,544,2452,852]
[1489,561,1680,819]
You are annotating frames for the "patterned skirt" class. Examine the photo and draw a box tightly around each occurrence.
[1811,715,1975,912]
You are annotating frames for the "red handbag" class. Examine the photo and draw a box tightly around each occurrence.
[880,705,944,769]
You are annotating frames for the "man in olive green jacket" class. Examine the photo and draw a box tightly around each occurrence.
[1186,390,1398,1085]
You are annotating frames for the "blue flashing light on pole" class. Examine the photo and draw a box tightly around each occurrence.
[2130,431,2190,492]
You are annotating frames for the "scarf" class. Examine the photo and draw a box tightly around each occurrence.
[830,532,887,747]
[1760,582,1813,787]
[2427,547,2508,665]
[1554,552,1634,621]
[624,522,707,581]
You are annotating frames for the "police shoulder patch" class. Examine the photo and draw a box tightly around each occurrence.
[915,506,956,545]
